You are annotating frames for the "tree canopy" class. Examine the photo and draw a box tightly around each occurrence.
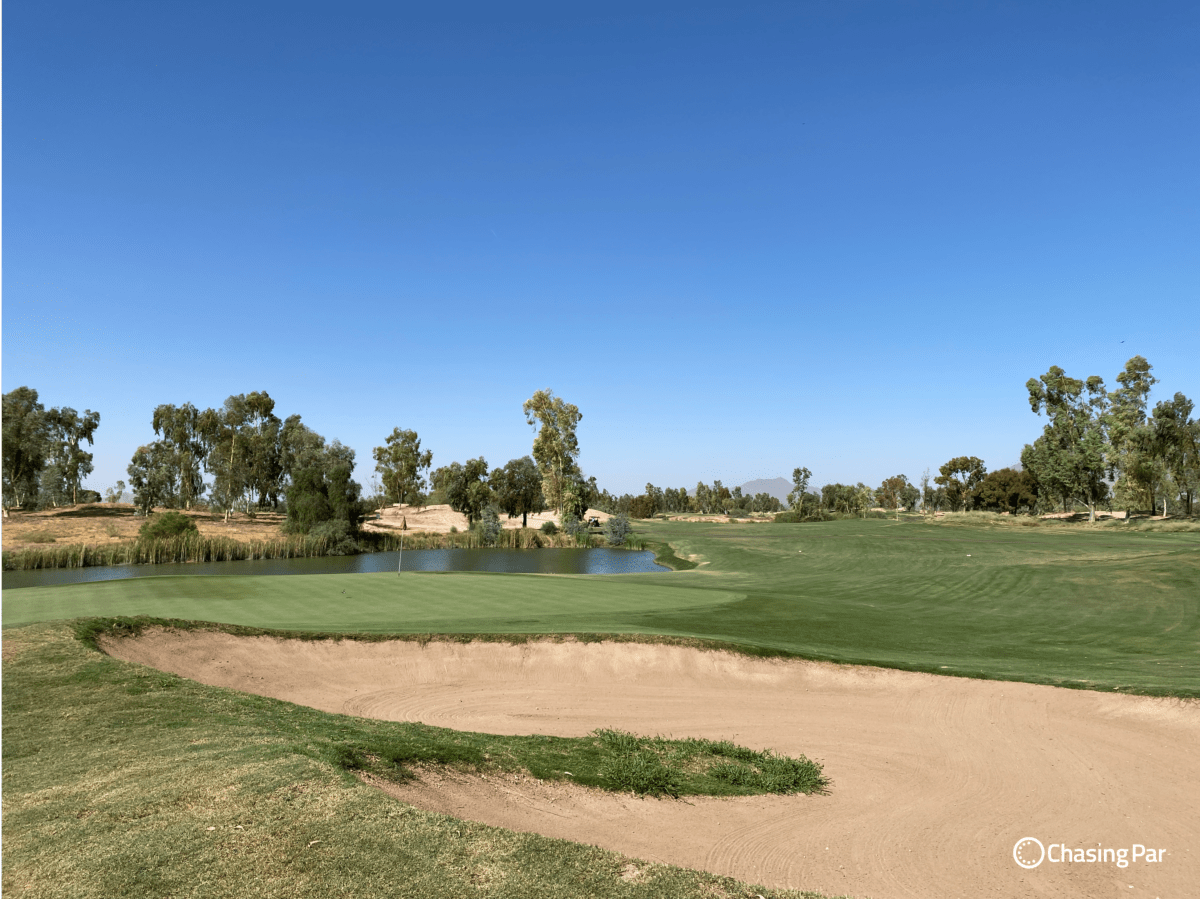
[523,390,582,514]
[490,456,545,527]
[373,428,433,506]
[1022,366,1109,520]
[431,458,492,524]
[935,457,988,512]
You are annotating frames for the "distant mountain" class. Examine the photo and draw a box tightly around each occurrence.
[739,477,792,503]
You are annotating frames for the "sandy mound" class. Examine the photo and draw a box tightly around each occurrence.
[103,632,1199,899]
[361,504,612,535]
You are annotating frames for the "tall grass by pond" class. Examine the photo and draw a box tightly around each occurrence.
[2,533,352,570]
[366,528,647,552]
[2,528,650,570]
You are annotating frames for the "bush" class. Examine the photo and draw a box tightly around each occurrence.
[540,520,558,536]
[560,513,585,539]
[23,530,57,544]
[604,514,631,547]
[138,510,199,540]
[309,519,358,555]
[479,507,502,546]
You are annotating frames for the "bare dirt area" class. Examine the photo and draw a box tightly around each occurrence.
[103,632,1199,899]
[361,503,612,536]
[1,503,288,551]
[666,514,775,523]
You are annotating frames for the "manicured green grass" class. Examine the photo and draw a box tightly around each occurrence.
[1,623,844,899]
[6,518,1198,694]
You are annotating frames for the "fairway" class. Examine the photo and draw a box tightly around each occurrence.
[7,518,1199,695]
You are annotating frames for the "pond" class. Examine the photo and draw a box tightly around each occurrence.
[1,548,669,590]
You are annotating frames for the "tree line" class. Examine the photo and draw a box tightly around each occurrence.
[586,357,1198,522]
[4,358,1196,529]
[372,391,595,535]
[1,386,598,544]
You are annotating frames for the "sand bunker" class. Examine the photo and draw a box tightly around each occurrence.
[104,632,1199,898]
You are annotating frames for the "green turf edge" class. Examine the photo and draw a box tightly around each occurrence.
[75,614,1200,700]
[75,616,830,800]
[640,537,699,570]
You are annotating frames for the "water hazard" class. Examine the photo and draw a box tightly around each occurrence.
[2,548,668,589]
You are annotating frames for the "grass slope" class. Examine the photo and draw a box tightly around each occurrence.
[6,518,1198,695]
[2,623,843,899]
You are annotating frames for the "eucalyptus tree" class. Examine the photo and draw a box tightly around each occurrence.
[972,468,1037,514]
[935,457,987,511]
[152,402,207,509]
[2,387,50,514]
[1105,356,1159,510]
[372,427,433,506]
[127,442,179,514]
[853,483,875,517]
[523,390,582,514]
[1149,393,1199,515]
[1022,366,1109,520]
[431,457,491,524]
[490,456,545,527]
[876,474,911,517]
[39,407,101,507]
[644,483,664,516]
[200,392,283,517]
[285,440,362,535]
[787,467,812,514]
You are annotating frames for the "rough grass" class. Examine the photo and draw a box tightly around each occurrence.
[1,622,847,899]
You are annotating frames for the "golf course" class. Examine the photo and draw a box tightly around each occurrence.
[4,516,1198,898]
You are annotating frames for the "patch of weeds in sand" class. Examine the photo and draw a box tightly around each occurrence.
[591,729,828,798]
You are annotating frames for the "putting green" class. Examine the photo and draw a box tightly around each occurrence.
[5,518,1198,694]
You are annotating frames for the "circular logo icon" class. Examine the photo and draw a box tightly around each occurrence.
[1013,837,1045,869]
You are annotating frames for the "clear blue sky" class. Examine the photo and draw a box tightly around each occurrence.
[4,1,1198,497]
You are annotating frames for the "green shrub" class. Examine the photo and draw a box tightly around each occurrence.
[539,520,557,536]
[22,530,58,544]
[138,511,198,540]
[309,519,358,555]
[479,507,502,546]
[604,514,631,547]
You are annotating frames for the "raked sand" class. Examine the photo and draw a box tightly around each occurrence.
[103,631,1200,899]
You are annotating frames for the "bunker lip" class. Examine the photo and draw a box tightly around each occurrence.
[101,629,1199,899]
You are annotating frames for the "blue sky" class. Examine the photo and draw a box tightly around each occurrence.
[4,1,1198,497]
